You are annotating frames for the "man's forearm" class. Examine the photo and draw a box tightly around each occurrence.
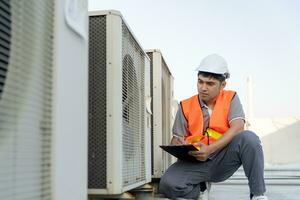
[171,134,185,145]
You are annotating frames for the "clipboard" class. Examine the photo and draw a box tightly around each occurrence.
[160,144,199,162]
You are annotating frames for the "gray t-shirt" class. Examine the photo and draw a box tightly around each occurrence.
[172,93,245,136]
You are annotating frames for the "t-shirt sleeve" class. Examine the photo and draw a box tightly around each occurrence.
[228,94,245,124]
[172,105,188,136]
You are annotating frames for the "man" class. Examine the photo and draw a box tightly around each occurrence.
[159,54,267,200]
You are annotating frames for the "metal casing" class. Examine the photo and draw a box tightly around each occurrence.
[88,10,151,195]
[52,0,88,200]
[0,0,89,200]
[146,49,175,178]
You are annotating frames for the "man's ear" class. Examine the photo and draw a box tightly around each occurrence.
[221,81,226,89]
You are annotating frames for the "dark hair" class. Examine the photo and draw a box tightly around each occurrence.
[197,71,226,82]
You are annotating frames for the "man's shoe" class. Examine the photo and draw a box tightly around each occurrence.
[251,195,268,200]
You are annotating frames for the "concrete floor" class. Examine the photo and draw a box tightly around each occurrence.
[132,183,300,200]
[150,184,300,200]
[91,167,300,200]
[209,184,300,200]
[91,183,300,200]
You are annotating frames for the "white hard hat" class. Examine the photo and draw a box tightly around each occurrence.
[195,54,230,79]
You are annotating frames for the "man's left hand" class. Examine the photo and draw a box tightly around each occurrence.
[188,142,211,161]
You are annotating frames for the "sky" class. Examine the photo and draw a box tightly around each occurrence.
[89,0,300,118]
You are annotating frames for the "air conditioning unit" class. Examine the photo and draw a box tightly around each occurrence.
[146,49,175,178]
[88,10,151,195]
[0,1,88,200]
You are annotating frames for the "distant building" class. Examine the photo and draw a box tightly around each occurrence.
[248,117,300,165]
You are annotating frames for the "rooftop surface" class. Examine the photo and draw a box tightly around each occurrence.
[153,166,300,200]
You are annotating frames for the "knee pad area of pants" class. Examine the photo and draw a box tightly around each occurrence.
[159,176,193,197]
[238,130,261,148]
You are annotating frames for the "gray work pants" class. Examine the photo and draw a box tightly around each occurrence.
[159,130,266,199]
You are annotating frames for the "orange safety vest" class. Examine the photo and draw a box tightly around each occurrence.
[180,90,236,145]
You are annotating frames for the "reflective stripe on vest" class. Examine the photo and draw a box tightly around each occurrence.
[181,90,236,145]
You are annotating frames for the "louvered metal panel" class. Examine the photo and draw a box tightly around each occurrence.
[0,0,54,200]
[161,58,173,169]
[0,0,11,99]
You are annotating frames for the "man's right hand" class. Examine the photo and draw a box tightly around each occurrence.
[170,135,186,145]
[188,142,211,161]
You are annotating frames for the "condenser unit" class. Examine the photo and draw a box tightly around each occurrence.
[88,10,151,195]
[146,49,174,178]
[0,1,88,200]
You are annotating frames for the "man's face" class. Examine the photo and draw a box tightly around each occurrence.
[197,74,226,103]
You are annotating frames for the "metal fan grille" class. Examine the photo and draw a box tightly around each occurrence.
[122,22,146,187]
[0,0,54,199]
[88,15,107,189]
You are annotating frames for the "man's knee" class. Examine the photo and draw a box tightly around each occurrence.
[159,175,179,195]
[159,175,192,198]
[235,130,261,147]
